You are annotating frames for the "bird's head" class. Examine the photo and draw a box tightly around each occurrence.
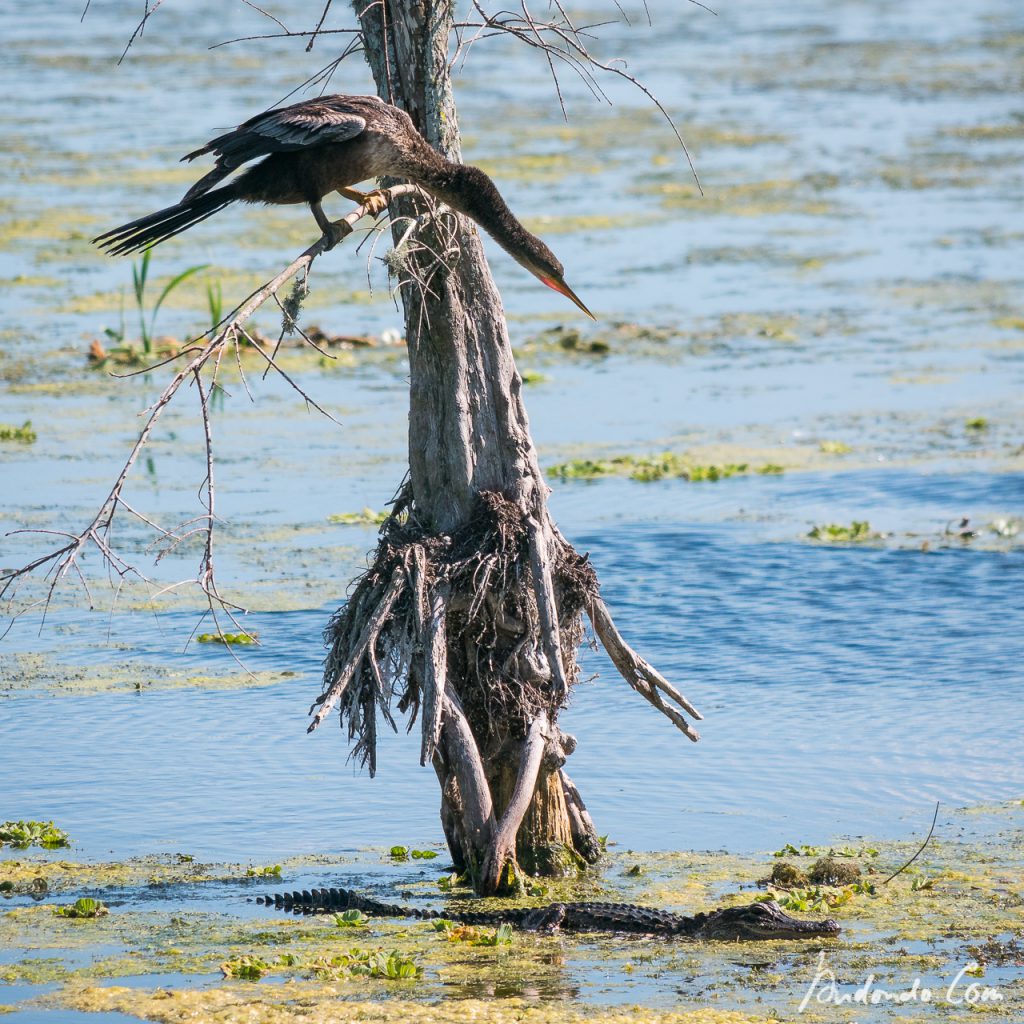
[446,164,595,319]
[516,242,595,320]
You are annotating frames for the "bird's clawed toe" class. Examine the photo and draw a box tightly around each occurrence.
[338,187,390,218]
[361,190,390,217]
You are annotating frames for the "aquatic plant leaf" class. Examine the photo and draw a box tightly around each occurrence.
[196,632,258,645]
[220,954,270,980]
[335,909,366,927]
[0,820,70,849]
[0,421,37,443]
[54,897,108,919]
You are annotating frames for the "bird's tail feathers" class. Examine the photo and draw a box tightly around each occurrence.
[181,163,235,202]
[92,185,238,256]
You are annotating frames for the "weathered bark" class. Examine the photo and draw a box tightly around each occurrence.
[350,0,588,892]
[311,0,700,895]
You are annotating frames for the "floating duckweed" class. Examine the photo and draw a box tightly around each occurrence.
[807,521,878,542]
[528,325,611,354]
[772,843,824,858]
[548,459,618,480]
[54,898,107,919]
[389,846,438,861]
[480,923,514,947]
[549,454,782,484]
[993,316,1024,331]
[328,508,389,526]
[0,821,70,849]
[944,123,1024,141]
[431,920,513,946]
[0,421,36,443]
[775,886,852,913]
[195,632,258,645]
[520,370,549,385]
[220,954,271,980]
[819,440,852,454]
[245,865,282,878]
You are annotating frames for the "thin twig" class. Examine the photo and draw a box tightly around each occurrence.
[2,186,422,630]
[881,802,940,886]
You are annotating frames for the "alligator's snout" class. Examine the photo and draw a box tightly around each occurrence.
[701,900,841,940]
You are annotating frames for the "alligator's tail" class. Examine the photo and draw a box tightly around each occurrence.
[255,886,512,928]
[256,887,440,919]
[92,185,238,256]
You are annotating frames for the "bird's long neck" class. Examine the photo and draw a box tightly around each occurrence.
[400,150,540,271]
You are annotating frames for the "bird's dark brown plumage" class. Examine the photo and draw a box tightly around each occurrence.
[92,94,593,317]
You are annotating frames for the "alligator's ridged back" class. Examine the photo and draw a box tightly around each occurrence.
[562,902,692,935]
[256,888,689,933]
[256,887,839,939]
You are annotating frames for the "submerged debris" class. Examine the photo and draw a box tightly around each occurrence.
[807,856,862,886]
[764,861,809,888]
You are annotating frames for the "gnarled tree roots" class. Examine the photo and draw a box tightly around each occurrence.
[309,487,701,895]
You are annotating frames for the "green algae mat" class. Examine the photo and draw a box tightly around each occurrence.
[1,803,1021,1023]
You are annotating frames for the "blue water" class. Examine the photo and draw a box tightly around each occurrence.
[2,3,1023,1022]
[1,0,1022,927]
[3,468,1022,862]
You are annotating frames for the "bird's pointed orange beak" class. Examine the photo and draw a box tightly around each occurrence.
[540,274,596,320]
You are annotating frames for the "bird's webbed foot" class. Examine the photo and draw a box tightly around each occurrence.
[310,201,352,251]
[338,187,390,218]
[323,221,353,251]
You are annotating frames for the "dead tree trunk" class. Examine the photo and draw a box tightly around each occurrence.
[309,0,702,895]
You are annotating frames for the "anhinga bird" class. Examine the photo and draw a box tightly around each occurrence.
[93,93,594,318]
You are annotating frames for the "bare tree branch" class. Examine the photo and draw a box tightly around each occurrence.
[587,597,702,741]
[309,566,405,730]
[455,2,704,190]
[1,185,423,634]
[116,0,167,65]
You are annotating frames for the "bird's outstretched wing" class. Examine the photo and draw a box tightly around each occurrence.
[181,95,378,200]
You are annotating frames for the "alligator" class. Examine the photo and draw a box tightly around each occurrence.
[256,886,839,940]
